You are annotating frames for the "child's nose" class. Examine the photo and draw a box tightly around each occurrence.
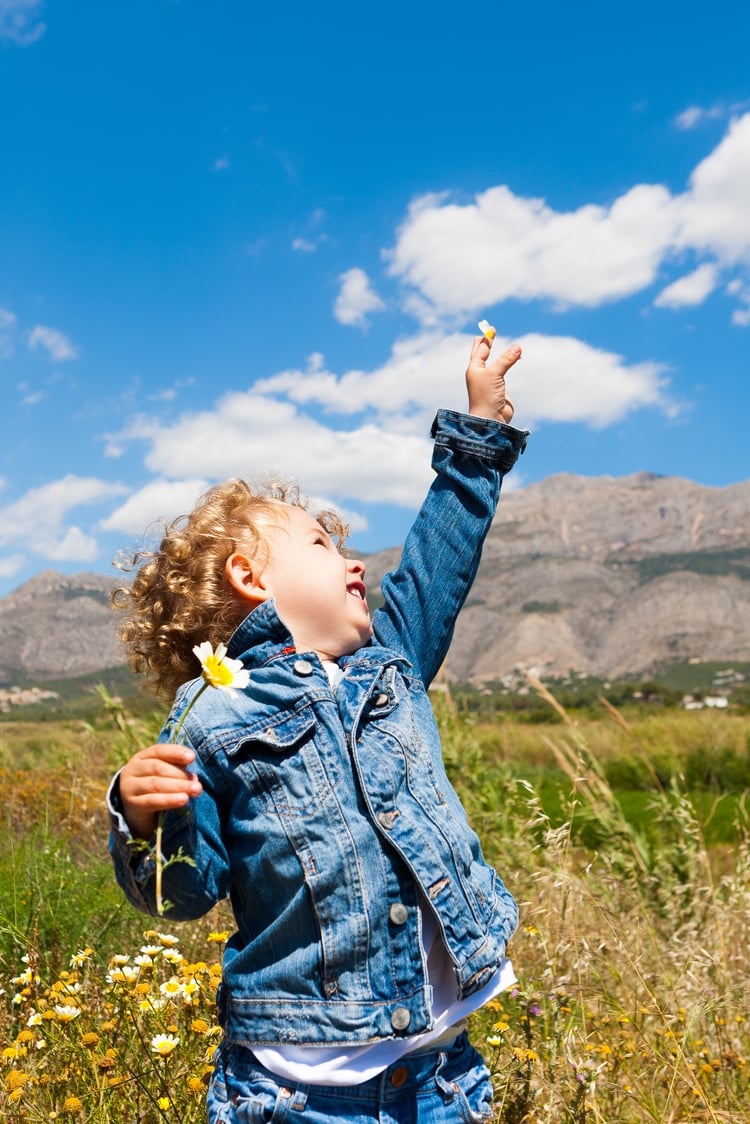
[348,558,366,577]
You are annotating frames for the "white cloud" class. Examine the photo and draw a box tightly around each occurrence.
[136,389,434,507]
[28,324,79,361]
[0,0,45,45]
[104,328,673,524]
[21,389,46,406]
[387,184,676,317]
[672,113,750,266]
[334,268,386,326]
[0,307,17,358]
[0,475,128,561]
[0,554,24,579]
[674,105,723,130]
[726,280,750,327]
[654,263,718,309]
[260,331,672,431]
[103,414,162,457]
[100,478,212,535]
[103,480,370,548]
[46,527,99,562]
[514,334,672,427]
[386,113,750,323]
[292,238,317,253]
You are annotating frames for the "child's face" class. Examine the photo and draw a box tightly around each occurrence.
[256,504,372,661]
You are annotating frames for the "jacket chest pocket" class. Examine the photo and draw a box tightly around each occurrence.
[227,709,317,757]
[223,709,341,815]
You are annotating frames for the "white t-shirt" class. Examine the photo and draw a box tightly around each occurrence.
[251,660,516,1086]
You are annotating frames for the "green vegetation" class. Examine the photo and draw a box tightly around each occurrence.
[1,684,750,1120]
[609,545,750,583]
[521,600,562,614]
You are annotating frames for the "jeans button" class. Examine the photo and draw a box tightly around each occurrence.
[390,1065,408,1088]
[391,1006,411,1031]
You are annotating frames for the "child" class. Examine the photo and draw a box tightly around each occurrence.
[109,331,528,1122]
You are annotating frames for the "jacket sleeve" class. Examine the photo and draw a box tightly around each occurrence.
[108,739,231,921]
[372,408,529,688]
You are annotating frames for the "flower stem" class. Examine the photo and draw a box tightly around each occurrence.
[155,814,165,915]
[154,680,209,915]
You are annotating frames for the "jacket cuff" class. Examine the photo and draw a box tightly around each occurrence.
[430,409,530,471]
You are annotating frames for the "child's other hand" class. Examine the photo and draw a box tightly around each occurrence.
[118,744,203,840]
[466,333,522,424]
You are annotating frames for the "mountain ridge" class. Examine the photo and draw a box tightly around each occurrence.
[1,472,748,685]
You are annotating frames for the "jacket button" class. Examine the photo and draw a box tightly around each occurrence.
[373,692,389,707]
[293,659,313,676]
[391,1006,411,1031]
[377,811,397,830]
[389,903,408,925]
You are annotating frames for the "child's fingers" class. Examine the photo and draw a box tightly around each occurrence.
[121,744,203,801]
[133,788,200,811]
[469,335,490,362]
[488,344,522,376]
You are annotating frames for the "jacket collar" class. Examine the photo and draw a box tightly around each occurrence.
[225,600,296,670]
[223,600,409,675]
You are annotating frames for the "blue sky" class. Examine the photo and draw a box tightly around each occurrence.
[1,0,748,598]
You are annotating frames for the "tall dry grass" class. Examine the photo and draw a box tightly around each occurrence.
[1,685,748,1121]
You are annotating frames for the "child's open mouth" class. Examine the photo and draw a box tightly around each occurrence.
[347,581,367,602]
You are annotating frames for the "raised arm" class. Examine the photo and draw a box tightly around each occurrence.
[372,332,527,686]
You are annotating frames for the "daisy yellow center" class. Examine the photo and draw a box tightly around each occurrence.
[202,656,234,688]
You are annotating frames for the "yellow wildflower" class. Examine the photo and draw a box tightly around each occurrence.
[63,1096,84,1115]
[5,1069,30,1091]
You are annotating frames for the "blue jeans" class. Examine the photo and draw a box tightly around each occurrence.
[206,1032,494,1123]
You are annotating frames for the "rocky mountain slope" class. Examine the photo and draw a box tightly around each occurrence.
[364,472,750,681]
[1,473,748,685]
[0,570,123,683]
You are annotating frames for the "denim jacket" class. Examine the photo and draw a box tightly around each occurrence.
[109,409,529,1047]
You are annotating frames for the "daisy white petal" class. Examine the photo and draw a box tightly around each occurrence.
[192,641,250,690]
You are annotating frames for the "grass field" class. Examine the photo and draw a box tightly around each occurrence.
[1,682,749,1121]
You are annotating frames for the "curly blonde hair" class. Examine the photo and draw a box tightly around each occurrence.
[112,479,349,700]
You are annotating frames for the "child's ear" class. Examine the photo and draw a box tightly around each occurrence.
[225,551,270,606]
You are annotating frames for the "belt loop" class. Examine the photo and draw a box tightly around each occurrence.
[434,1049,454,1101]
[291,1088,308,1111]
[275,1085,308,1115]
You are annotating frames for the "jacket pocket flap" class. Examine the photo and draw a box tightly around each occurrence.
[223,709,317,756]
